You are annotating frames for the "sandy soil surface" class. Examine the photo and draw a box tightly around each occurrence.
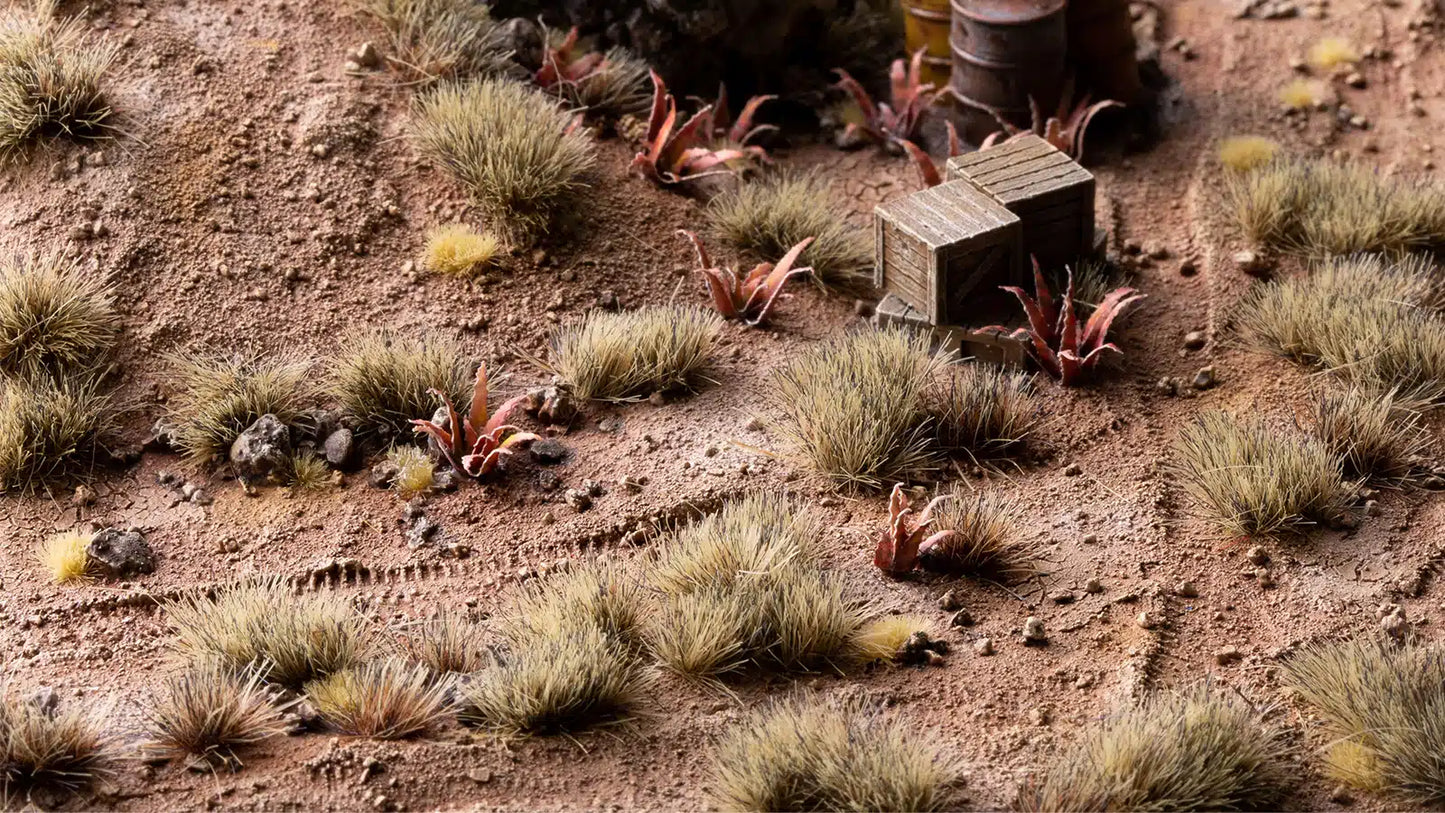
[3,0,1445,809]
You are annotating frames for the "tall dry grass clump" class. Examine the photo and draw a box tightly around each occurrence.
[411,78,596,243]
[355,0,513,82]
[771,328,944,490]
[542,305,722,401]
[0,688,117,800]
[706,173,872,289]
[0,0,118,160]
[306,659,452,740]
[397,611,486,674]
[1310,386,1430,482]
[919,489,1034,577]
[1173,411,1352,538]
[927,362,1040,457]
[708,695,961,812]
[329,330,470,438]
[0,373,112,493]
[140,662,287,769]
[1017,689,1290,811]
[163,353,313,465]
[1285,637,1445,802]
[0,252,117,379]
[503,562,647,650]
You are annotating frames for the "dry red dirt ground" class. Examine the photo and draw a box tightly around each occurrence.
[4,0,1445,809]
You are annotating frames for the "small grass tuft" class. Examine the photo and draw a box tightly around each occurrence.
[1310,386,1430,482]
[547,39,650,118]
[164,353,312,466]
[1307,37,1360,71]
[398,611,486,674]
[1017,688,1290,811]
[410,78,596,244]
[919,489,1034,577]
[927,362,1039,457]
[1218,135,1280,173]
[0,0,119,161]
[1172,411,1352,538]
[0,688,116,800]
[771,327,944,490]
[1279,78,1329,110]
[165,578,373,690]
[329,331,469,438]
[706,173,873,290]
[140,662,286,769]
[422,223,500,276]
[849,615,932,663]
[34,530,91,584]
[355,0,513,82]
[306,659,452,740]
[386,444,435,498]
[1285,637,1445,802]
[542,305,722,401]
[648,589,753,680]
[505,562,647,650]
[0,373,112,494]
[287,451,331,491]
[708,695,961,812]
[0,251,117,379]
[650,493,818,597]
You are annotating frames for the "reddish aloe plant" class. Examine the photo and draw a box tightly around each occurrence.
[695,84,777,153]
[534,27,605,91]
[977,259,1145,386]
[632,71,767,186]
[980,78,1122,162]
[834,49,939,148]
[901,121,966,189]
[678,231,813,325]
[411,364,540,478]
[874,483,952,577]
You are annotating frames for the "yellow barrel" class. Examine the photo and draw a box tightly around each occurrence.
[902,0,952,88]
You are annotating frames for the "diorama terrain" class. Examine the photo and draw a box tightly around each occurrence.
[5,0,1445,810]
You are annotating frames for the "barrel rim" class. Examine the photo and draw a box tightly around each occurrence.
[952,0,1067,26]
[905,6,952,22]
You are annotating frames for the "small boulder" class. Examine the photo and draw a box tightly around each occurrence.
[87,528,155,578]
[530,438,570,465]
[323,428,355,468]
[230,414,292,485]
[1022,616,1047,645]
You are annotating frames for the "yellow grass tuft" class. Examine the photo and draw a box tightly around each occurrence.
[849,615,931,663]
[422,223,500,276]
[1217,135,1280,173]
[387,444,435,498]
[1308,37,1360,71]
[306,659,452,740]
[1279,79,1329,110]
[542,305,722,401]
[35,530,91,584]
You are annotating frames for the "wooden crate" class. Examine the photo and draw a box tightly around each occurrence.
[873,180,1022,326]
[945,133,1095,273]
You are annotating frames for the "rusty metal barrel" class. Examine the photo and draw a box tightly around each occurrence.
[948,0,1068,142]
[1066,0,1144,105]
[902,0,953,88]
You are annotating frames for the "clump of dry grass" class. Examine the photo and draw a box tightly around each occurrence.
[849,615,932,663]
[1285,637,1445,802]
[422,223,500,276]
[355,0,513,82]
[0,688,117,800]
[708,695,961,812]
[1017,688,1290,811]
[542,305,722,401]
[1308,37,1360,71]
[34,530,91,584]
[919,489,1034,577]
[140,662,286,769]
[1218,135,1280,173]
[456,622,647,737]
[398,611,486,674]
[927,362,1039,457]
[411,78,596,244]
[0,251,117,379]
[1310,386,1430,482]
[329,331,469,438]
[706,173,873,289]
[504,562,647,650]
[386,444,435,497]
[164,578,373,690]
[164,353,312,466]
[0,0,118,161]
[287,452,331,492]
[1279,78,1329,110]
[771,328,944,490]
[544,34,650,118]
[0,374,112,494]
[306,659,451,740]
[650,493,817,597]
[1172,411,1352,538]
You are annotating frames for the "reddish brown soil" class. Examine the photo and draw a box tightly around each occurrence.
[4,0,1445,809]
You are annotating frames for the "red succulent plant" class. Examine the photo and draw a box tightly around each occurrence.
[874,483,952,577]
[534,27,605,91]
[834,49,939,148]
[901,121,966,189]
[632,71,769,186]
[411,364,540,478]
[977,259,1145,386]
[694,84,777,153]
[678,230,813,325]
[980,78,1122,162]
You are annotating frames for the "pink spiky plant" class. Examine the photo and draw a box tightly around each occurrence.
[834,49,939,148]
[901,121,966,189]
[678,231,813,325]
[874,483,952,576]
[977,259,1145,386]
[534,27,604,91]
[632,71,769,186]
[411,364,540,478]
[980,78,1122,162]
[694,84,777,153]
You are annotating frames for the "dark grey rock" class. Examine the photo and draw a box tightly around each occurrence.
[230,414,292,485]
[87,528,155,578]
[530,438,569,465]
[323,428,355,468]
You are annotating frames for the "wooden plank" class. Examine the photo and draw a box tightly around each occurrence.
[967,149,1076,188]
[983,156,1088,200]
[934,182,1017,229]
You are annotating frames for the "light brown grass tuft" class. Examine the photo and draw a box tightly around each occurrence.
[329,330,469,438]
[422,223,500,276]
[287,451,332,491]
[927,362,1040,457]
[545,36,650,118]
[386,444,435,498]
[1310,386,1430,482]
[397,611,486,674]
[771,327,945,490]
[0,373,112,494]
[1279,78,1329,110]
[1218,135,1280,173]
[34,530,91,584]
[355,0,513,82]
[648,589,754,680]
[164,578,373,690]
[1308,37,1360,71]
[504,561,647,651]
[919,489,1034,577]
[410,78,596,244]
[1284,637,1445,802]
[140,662,287,769]
[708,695,961,812]
[306,659,452,740]
[164,353,312,466]
[649,492,818,598]
[542,305,722,401]
[849,615,932,663]
[0,687,117,799]
[706,173,873,289]
[1017,688,1290,811]
[1172,411,1352,538]
[0,251,117,379]
[0,0,118,161]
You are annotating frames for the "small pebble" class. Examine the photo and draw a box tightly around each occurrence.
[1175,581,1199,598]
[1022,616,1047,644]
[1183,330,1205,351]
[974,637,995,656]
[1084,578,1104,594]
[1215,645,1244,665]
